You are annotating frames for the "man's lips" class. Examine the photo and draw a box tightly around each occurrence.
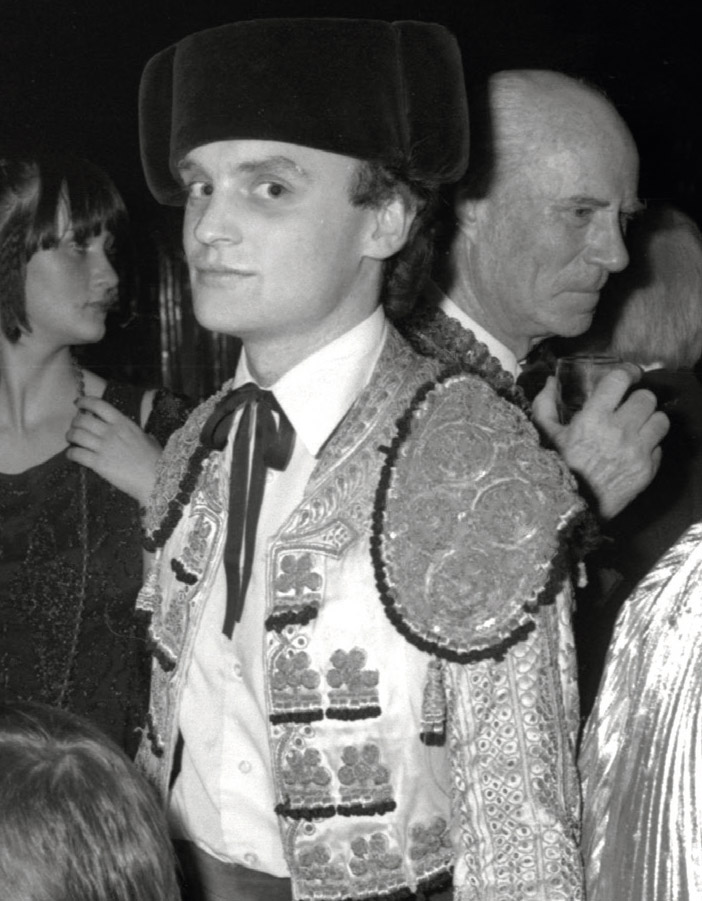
[194,265,255,280]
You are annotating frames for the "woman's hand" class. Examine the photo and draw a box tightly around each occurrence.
[66,396,162,505]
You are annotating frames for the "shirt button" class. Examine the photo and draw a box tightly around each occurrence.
[244,852,258,867]
[239,760,252,774]
[233,662,243,679]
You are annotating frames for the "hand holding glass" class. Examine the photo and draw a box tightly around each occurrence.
[555,355,631,424]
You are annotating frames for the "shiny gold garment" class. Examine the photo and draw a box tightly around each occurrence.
[580,520,702,901]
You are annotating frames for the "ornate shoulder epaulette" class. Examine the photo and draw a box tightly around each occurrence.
[142,382,235,551]
[371,372,583,663]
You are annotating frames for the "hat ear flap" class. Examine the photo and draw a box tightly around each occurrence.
[140,45,181,206]
[396,21,470,184]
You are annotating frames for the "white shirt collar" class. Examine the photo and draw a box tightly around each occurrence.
[429,283,521,378]
[236,306,387,456]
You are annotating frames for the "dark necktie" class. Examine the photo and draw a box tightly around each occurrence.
[200,382,295,638]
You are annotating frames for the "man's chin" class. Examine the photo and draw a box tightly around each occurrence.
[557,312,597,339]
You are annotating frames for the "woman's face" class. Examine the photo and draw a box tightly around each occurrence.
[23,201,119,348]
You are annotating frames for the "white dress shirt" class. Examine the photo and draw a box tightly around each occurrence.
[169,307,388,874]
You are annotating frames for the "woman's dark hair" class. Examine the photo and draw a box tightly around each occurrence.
[0,153,128,342]
[0,701,178,901]
[350,158,443,320]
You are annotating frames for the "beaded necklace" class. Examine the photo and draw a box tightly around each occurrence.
[55,359,89,707]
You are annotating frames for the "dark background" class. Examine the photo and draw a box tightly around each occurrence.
[1,0,700,392]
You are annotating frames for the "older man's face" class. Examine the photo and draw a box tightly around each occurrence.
[461,119,640,357]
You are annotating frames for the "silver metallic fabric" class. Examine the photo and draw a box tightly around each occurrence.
[580,520,702,900]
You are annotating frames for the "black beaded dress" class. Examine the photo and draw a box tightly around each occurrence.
[0,382,192,758]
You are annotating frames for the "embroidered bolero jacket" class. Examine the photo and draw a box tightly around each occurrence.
[137,325,585,901]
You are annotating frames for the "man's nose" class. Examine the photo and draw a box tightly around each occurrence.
[586,217,630,274]
[192,192,244,246]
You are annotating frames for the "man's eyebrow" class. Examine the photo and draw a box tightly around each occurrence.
[238,156,311,180]
[176,155,311,180]
[563,195,645,215]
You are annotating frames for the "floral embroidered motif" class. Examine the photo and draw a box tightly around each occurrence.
[337,743,395,816]
[181,514,215,572]
[270,645,324,724]
[296,842,347,892]
[279,747,335,814]
[294,835,451,901]
[326,648,380,720]
[274,726,335,821]
[267,552,324,632]
[277,553,323,599]
[350,833,403,876]
[408,816,453,875]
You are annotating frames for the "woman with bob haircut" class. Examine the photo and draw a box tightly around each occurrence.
[0,153,192,756]
[0,701,179,901]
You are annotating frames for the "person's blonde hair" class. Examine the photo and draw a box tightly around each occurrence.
[583,203,702,369]
[0,702,178,901]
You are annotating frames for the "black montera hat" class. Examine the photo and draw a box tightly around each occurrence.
[139,18,470,205]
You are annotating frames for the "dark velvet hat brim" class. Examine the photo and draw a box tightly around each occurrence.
[139,18,469,205]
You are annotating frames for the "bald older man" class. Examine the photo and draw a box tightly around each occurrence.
[421,69,669,520]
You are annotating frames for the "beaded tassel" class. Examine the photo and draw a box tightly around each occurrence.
[420,657,447,746]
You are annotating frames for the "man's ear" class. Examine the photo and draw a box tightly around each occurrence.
[454,191,482,242]
[364,197,417,261]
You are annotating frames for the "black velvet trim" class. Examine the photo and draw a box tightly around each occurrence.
[419,730,446,747]
[269,709,324,725]
[274,801,336,821]
[297,871,452,901]
[143,443,213,552]
[170,557,198,585]
[416,867,453,899]
[265,604,319,633]
[275,798,397,822]
[336,798,397,817]
[325,705,381,720]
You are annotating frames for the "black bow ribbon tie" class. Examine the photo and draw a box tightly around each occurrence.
[200,383,296,638]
